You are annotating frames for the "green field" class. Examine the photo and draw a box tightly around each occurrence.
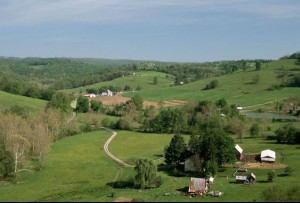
[1,128,299,202]
[0,90,47,114]
[62,59,300,108]
[109,131,190,164]
[124,59,300,106]
[62,71,174,94]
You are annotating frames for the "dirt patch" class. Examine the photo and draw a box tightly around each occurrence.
[93,96,187,108]
[114,197,133,202]
[94,95,131,106]
[243,162,287,169]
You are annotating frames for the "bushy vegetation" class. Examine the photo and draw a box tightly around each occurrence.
[275,123,300,144]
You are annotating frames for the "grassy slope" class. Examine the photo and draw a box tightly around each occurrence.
[62,59,300,107]
[62,71,174,94]
[123,59,300,106]
[0,131,122,202]
[0,128,300,202]
[0,90,47,113]
[0,129,299,202]
[109,131,190,164]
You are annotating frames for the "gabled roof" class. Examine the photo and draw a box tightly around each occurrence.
[249,173,256,180]
[236,176,247,181]
[188,177,206,193]
[261,149,276,159]
[235,144,243,153]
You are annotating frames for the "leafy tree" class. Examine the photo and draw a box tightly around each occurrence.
[200,127,236,166]
[47,92,72,113]
[276,124,300,144]
[150,108,187,134]
[134,159,162,189]
[250,123,260,137]
[268,170,275,182]
[255,61,261,71]
[205,160,218,177]
[216,98,227,108]
[153,76,158,85]
[0,142,14,179]
[90,100,103,112]
[76,96,89,113]
[164,134,187,165]
[130,94,143,111]
[204,80,219,90]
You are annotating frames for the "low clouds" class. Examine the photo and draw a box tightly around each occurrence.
[0,0,299,27]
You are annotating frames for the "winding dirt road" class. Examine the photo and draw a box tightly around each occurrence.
[102,128,135,168]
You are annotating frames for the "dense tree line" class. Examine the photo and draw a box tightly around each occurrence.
[276,123,300,144]
[280,52,300,60]
[0,75,55,100]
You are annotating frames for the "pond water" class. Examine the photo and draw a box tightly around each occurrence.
[244,112,298,120]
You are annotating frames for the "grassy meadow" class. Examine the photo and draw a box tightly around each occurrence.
[61,59,300,108]
[0,126,299,202]
[62,71,174,94]
[124,59,300,106]
[0,90,47,114]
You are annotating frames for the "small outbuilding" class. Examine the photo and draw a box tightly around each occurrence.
[261,149,276,162]
[188,177,208,196]
[236,173,256,184]
[235,144,243,161]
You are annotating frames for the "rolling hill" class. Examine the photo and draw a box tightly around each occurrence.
[0,90,47,114]
[62,59,300,108]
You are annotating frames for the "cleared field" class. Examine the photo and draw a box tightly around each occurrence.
[123,59,300,106]
[0,90,47,114]
[108,131,190,164]
[0,131,122,202]
[62,71,174,94]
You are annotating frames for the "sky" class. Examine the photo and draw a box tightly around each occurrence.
[0,0,299,62]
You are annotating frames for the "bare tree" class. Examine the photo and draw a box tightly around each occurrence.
[5,134,30,175]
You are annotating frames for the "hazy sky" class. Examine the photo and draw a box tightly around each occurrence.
[0,0,299,62]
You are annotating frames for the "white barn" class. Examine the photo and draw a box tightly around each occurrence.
[261,149,276,162]
[83,93,96,98]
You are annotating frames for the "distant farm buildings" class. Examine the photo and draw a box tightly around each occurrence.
[83,93,96,98]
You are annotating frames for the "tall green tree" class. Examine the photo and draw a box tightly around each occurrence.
[199,127,236,166]
[76,96,89,113]
[134,159,162,189]
[153,76,158,85]
[46,92,72,113]
[90,100,103,112]
[255,61,262,71]
[164,134,187,165]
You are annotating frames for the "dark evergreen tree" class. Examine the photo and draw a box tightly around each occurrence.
[164,134,187,165]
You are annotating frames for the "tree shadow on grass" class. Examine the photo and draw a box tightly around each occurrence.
[106,180,134,189]
[277,173,288,177]
[256,180,269,183]
[176,186,189,196]
[157,163,201,178]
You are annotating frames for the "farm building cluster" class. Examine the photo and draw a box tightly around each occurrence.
[183,144,279,197]
[83,90,118,98]
[235,144,276,163]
